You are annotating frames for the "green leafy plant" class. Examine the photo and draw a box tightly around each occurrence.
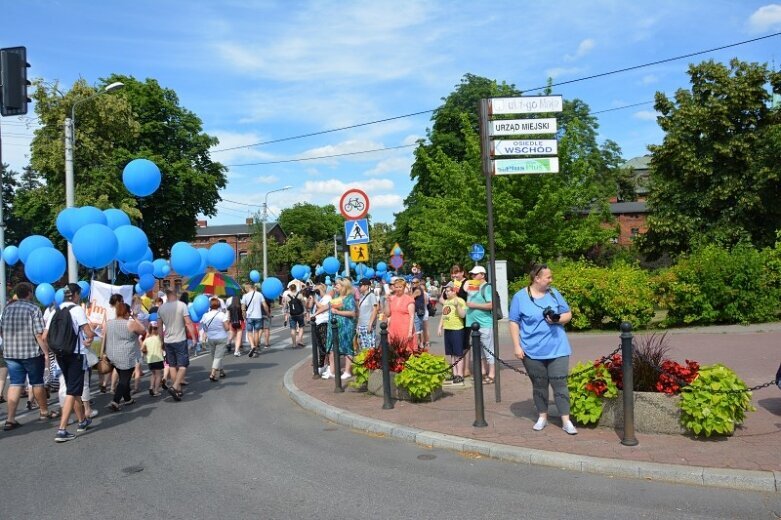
[349,350,371,390]
[394,353,449,401]
[679,364,755,437]
[567,361,618,425]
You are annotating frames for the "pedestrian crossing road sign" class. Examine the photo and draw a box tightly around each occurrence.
[350,244,369,262]
[345,218,370,245]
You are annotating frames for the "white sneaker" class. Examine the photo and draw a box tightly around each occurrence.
[532,417,548,431]
[340,372,352,380]
[234,351,241,357]
[562,421,578,435]
[321,369,333,379]
[89,409,99,419]
[317,366,326,375]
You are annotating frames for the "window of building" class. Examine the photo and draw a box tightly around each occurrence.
[162,279,170,290]
[174,279,182,293]
[630,228,640,237]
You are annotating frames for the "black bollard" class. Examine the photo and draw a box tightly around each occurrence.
[471,323,487,427]
[331,317,343,392]
[620,321,638,446]
[310,317,319,379]
[380,322,393,409]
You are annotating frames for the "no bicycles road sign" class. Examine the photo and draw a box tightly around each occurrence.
[339,188,370,220]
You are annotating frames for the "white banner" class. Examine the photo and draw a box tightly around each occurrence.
[89,280,134,334]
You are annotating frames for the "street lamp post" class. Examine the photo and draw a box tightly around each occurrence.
[262,185,292,281]
[64,81,124,282]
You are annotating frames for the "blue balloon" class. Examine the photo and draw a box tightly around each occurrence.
[72,206,108,234]
[123,158,161,197]
[103,208,131,230]
[121,247,153,275]
[261,277,284,300]
[376,262,387,272]
[152,259,169,278]
[197,248,209,274]
[384,272,392,283]
[315,266,324,276]
[135,283,144,295]
[113,225,149,263]
[35,283,56,306]
[365,268,375,279]
[24,247,65,285]
[291,264,308,281]
[18,235,54,264]
[77,280,90,300]
[56,207,80,241]
[138,260,154,277]
[193,294,209,315]
[72,224,118,268]
[55,288,65,305]
[208,243,235,271]
[170,242,201,277]
[349,261,357,270]
[162,264,171,276]
[149,312,158,322]
[355,263,367,275]
[249,270,261,283]
[322,256,340,275]
[3,245,19,265]
[138,274,156,292]
[188,305,202,323]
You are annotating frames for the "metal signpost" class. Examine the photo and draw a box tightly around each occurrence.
[479,95,563,403]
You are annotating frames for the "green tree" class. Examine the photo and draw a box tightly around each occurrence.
[21,75,227,257]
[278,203,343,246]
[640,59,781,258]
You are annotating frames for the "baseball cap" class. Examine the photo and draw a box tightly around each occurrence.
[359,278,372,286]
[469,265,486,275]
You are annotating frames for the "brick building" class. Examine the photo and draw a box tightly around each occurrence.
[609,155,650,246]
[160,218,285,293]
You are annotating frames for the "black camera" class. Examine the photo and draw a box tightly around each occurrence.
[542,306,561,322]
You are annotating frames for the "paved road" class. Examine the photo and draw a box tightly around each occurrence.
[0,325,779,519]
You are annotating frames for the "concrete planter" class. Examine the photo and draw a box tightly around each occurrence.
[367,370,443,402]
[598,391,687,435]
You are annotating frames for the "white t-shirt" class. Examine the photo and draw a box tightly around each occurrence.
[200,309,228,340]
[45,302,89,355]
[314,294,332,325]
[241,291,265,319]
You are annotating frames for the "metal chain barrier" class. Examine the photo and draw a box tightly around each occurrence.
[479,342,622,381]
[643,359,777,395]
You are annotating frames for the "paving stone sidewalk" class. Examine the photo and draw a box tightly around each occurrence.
[292,323,781,474]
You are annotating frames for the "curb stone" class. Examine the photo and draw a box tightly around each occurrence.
[284,357,779,493]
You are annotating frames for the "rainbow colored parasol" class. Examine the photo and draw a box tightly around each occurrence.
[185,271,242,297]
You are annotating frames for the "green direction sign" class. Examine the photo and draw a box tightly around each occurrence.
[493,157,559,175]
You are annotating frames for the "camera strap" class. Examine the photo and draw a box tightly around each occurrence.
[526,286,561,311]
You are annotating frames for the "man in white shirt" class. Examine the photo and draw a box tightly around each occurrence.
[44,283,96,442]
[241,283,268,358]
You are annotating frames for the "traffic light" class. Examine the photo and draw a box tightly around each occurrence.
[1,46,31,116]
[334,234,345,253]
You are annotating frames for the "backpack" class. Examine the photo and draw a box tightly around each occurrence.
[288,295,305,316]
[48,306,79,356]
[480,284,503,320]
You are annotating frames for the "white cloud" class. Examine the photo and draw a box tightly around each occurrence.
[364,156,413,177]
[303,178,394,195]
[371,194,404,208]
[748,4,781,33]
[545,67,584,79]
[633,110,659,121]
[253,175,279,185]
[564,38,595,61]
[639,74,658,85]
[209,130,274,165]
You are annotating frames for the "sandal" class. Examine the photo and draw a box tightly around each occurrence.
[219,370,226,378]
[108,402,121,412]
[209,376,218,382]
[3,420,21,431]
[123,399,137,406]
[99,385,107,393]
[39,409,60,420]
[483,377,494,384]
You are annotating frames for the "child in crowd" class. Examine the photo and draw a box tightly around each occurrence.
[142,323,164,397]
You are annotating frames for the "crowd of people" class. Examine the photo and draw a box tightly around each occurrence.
[0,260,581,442]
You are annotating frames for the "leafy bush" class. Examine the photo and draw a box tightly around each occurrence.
[662,244,779,326]
[679,364,755,436]
[568,361,618,425]
[510,260,655,330]
[362,337,417,373]
[394,353,449,401]
[349,350,371,390]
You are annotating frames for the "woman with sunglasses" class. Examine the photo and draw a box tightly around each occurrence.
[508,263,577,435]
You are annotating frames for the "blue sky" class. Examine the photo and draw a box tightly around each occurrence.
[2,1,780,226]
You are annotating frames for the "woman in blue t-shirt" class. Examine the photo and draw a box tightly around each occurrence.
[508,264,578,435]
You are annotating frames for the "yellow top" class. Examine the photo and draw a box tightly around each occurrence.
[143,335,163,364]
[440,297,466,330]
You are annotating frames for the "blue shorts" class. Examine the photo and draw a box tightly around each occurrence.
[56,353,86,396]
[164,340,190,368]
[246,318,264,332]
[413,314,424,333]
[6,355,46,387]
[288,315,305,329]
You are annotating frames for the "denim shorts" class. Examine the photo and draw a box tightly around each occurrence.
[56,353,86,396]
[6,355,45,387]
[164,340,190,368]
[413,313,424,333]
[246,318,264,332]
[288,315,305,330]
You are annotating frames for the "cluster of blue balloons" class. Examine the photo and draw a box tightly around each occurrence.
[169,241,235,278]
[34,280,91,307]
[310,258,389,284]
[1,235,65,285]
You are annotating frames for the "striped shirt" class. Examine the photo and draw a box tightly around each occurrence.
[0,299,44,359]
